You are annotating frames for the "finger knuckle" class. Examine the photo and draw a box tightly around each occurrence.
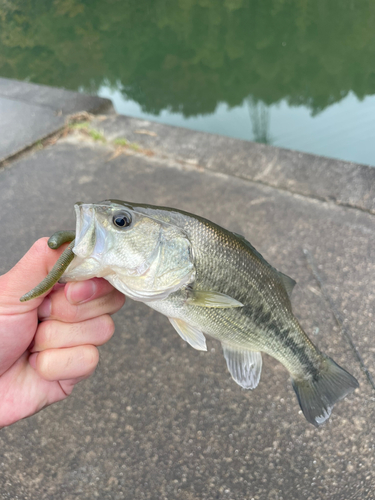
[70,321,84,339]
[36,351,53,379]
[108,290,126,313]
[85,346,99,369]
[101,315,115,342]
[117,291,126,308]
[59,302,80,323]
[36,321,55,347]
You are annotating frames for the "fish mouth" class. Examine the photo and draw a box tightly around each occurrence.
[73,203,95,258]
[73,203,108,260]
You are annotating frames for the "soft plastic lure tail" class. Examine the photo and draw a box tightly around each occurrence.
[20,231,76,302]
[48,230,76,249]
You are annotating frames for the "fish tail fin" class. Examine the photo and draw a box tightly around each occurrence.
[292,355,359,427]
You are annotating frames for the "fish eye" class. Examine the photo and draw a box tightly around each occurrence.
[112,212,132,228]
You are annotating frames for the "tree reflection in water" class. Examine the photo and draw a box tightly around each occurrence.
[1,0,374,120]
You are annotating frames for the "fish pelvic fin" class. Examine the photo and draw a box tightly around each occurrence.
[169,318,207,351]
[292,355,359,427]
[222,343,262,390]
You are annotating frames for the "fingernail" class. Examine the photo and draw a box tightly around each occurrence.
[38,297,51,319]
[67,280,97,305]
[29,352,38,370]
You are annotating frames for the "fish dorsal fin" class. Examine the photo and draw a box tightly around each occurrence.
[232,231,278,271]
[186,290,243,308]
[232,232,263,258]
[222,343,262,390]
[277,271,296,299]
[169,318,207,351]
[232,232,296,299]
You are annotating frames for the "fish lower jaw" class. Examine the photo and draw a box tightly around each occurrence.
[61,255,108,282]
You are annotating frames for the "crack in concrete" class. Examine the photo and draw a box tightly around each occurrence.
[0,127,66,172]
[303,248,375,391]
[194,166,375,218]
[102,138,375,218]
[132,146,375,219]
[2,125,375,222]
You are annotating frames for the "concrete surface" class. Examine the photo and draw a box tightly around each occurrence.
[93,114,375,214]
[0,78,113,162]
[0,86,374,500]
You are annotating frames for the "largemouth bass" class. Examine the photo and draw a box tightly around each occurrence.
[21,200,359,426]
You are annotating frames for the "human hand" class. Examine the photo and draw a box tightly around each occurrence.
[0,238,125,428]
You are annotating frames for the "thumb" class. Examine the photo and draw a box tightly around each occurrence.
[0,238,69,314]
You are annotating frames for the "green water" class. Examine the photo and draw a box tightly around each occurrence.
[1,0,374,165]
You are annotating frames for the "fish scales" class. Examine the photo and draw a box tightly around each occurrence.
[20,200,359,426]
[146,209,319,378]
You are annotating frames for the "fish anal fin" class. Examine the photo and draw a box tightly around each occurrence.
[169,318,207,351]
[186,290,243,308]
[222,343,262,390]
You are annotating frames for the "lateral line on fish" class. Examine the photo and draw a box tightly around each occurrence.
[303,248,375,391]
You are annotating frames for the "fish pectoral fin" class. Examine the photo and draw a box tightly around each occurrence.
[169,318,207,351]
[222,343,262,390]
[186,290,243,308]
[277,271,296,299]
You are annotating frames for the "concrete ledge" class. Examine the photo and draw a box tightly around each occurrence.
[93,114,375,214]
[0,78,113,162]
[0,136,373,500]
[0,83,374,499]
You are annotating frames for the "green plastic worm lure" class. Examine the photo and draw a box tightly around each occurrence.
[20,231,76,302]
